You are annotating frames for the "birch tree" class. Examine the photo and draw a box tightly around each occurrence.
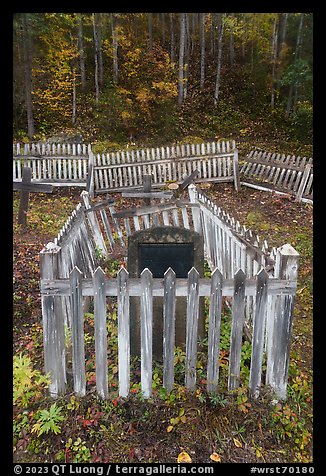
[178,13,186,106]
[21,13,35,139]
[77,14,86,91]
[214,13,225,106]
[200,13,205,90]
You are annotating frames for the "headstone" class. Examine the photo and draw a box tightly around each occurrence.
[128,226,205,360]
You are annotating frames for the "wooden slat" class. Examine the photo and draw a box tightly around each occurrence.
[70,266,86,396]
[117,268,130,398]
[163,268,176,393]
[185,267,200,391]
[249,268,268,398]
[93,267,108,399]
[207,268,223,394]
[228,269,246,391]
[140,269,153,398]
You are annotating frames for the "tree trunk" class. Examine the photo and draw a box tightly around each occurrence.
[270,15,279,108]
[72,68,76,125]
[214,14,225,106]
[148,13,153,51]
[93,14,100,102]
[21,14,35,139]
[229,13,235,66]
[178,13,186,106]
[77,14,86,91]
[183,13,190,100]
[285,13,304,118]
[111,13,119,85]
[170,13,175,63]
[200,13,205,90]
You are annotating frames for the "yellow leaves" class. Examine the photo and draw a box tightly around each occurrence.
[168,408,187,432]
[177,451,192,463]
[233,437,243,448]
[210,452,221,462]
[167,425,173,433]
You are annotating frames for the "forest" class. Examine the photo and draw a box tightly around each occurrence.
[13,12,313,148]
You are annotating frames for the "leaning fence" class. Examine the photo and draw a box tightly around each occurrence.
[240,149,313,203]
[39,184,299,401]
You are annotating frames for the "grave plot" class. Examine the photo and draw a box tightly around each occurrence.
[39,183,299,401]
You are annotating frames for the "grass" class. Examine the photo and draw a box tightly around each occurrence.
[13,185,313,464]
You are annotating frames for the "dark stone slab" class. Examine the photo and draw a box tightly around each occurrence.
[128,226,205,360]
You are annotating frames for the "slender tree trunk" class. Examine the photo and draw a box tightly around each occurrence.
[178,13,186,106]
[72,68,76,125]
[229,13,235,66]
[96,14,104,87]
[214,14,225,106]
[21,14,35,139]
[77,14,86,91]
[285,13,304,118]
[111,13,119,85]
[170,13,175,63]
[183,13,190,100]
[148,13,153,51]
[200,13,205,90]
[275,12,288,99]
[161,13,165,45]
[93,14,100,102]
[270,15,279,108]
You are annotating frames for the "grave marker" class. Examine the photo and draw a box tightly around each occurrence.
[128,226,205,360]
[13,166,53,225]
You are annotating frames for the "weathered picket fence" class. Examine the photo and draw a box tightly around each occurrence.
[92,140,240,193]
[240,149,313,203]
[40,263,297,401]
[40,184,299,401]
[14,140,239,196]
[13,142,93,191]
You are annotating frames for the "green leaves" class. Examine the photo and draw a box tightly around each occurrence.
[13,353,50,408]
[32,403,64,436]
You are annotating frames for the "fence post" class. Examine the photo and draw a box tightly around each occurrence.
[185,267,200,391]
[188,184,202,235]
[266,244,299,400]
[70,266,86,396]
[93,266,108,399]
[233,148,241,192]
[295,163,312,202]
[140,268,153,398]
[163,268,177,393]
[117,267,130,398]
[80,190,108,258]
[86,151,95,199]
[40,243,66,397]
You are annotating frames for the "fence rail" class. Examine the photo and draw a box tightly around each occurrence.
[240,149,313,203]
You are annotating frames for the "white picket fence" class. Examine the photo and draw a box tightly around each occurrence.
[40,263,297,400]
[240,149,313,203]
[40,185,299,401]
[92,140,240,193]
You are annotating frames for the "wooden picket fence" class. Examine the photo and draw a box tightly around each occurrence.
[92,140,240,193]
[240,149,313,203]
[40,185,299,401]
[13,142,93,188]
[40,263,298,401]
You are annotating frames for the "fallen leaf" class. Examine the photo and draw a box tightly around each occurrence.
[233,438,243,448]
[210,452,221,462]
[167,425,173,433]
[177,451,192,463]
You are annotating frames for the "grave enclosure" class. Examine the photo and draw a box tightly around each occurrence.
[39,180,299,401]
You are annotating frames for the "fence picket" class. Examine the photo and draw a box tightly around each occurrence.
[249,268,268,398]
[228,269,246,391]
[70,266,86,396]
[185,267,200,391]
[207,268,223,394]
[117,268,130,398]
[93,267,108,399]
[163,268,176,393]
[140,269,153,398]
